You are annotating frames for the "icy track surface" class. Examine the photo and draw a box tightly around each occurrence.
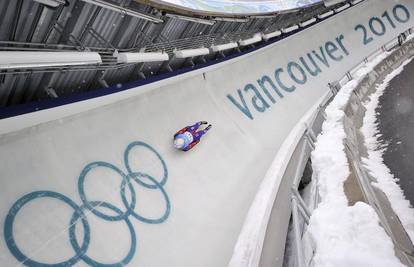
[361,57,414,242]
[307,53,406,267]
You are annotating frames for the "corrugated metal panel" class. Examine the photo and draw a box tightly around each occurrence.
[0,0,349,107]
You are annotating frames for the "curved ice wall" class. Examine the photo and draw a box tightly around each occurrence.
[0,1,413,266]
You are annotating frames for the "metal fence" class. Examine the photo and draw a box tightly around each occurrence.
[287,28,414,267]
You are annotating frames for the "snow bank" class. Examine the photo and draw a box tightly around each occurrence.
[307,53,405,267]
[361,57,414,241]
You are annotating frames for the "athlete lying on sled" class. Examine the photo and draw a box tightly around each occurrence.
[173,121,211,151]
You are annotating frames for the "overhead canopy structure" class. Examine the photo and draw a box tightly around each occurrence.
[0,0,353,108]
[143,0,323,16]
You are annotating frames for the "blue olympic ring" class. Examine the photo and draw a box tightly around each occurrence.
[124,141,168,189]
[78,161,135,221]
[4,191,90,267]
[3,141,169,267]
[122,172,171,224]
[70,201,136,267]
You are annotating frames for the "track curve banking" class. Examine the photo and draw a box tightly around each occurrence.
[1,1,414,266]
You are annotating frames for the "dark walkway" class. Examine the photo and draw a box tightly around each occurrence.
[377,59,414,207]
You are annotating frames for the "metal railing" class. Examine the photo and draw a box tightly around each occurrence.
[288,28,414,267]
[286,92,331,267]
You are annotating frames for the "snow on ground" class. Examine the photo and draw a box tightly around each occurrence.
[307,53,406,267]
[361,57,414,242]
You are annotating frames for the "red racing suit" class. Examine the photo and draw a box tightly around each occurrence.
[174,121,210,151]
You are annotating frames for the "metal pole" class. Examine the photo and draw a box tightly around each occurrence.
[292,197,307,267]
[293,140,309,187]
[293,189,311,220]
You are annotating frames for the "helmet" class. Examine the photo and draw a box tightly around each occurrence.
[174,137,185,149]
[174,133,193,150]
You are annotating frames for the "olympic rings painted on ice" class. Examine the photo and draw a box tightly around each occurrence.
[124,141,168,188]
[5,191,90,267]
[3,141,169,266]
[69,201,137,266]
[123,172,171,224]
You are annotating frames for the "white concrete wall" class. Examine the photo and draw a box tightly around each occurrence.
[0,1,413,266]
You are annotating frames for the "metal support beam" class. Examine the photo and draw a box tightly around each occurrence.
[3,76,18,107]
[292,190,312,220]
[293,140,309,187]
[10,0,24,41]
[319,105,328,120]
[292,197,307,267]
[183,57,195,68]
[111,13,133,48]
[26,4,45,42]
[29,72,58,102]
[93,69,109,88]
[160,60,173,73]
[216,51,225,59]
[305,133,315,150]
[45,87,59,98]
[88,28,115,49]
[80,0,163,23]
[34,0,66,8]
[128,62,146,80]
[98,78,109,88]
[57,1,86,44]
[129,23,153,49]
[0,71,5,84]
[41,3,65,43]
[54,22,84,48]
[306,127,317,143]
[197,55,207,64]
[79,4,100,43]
